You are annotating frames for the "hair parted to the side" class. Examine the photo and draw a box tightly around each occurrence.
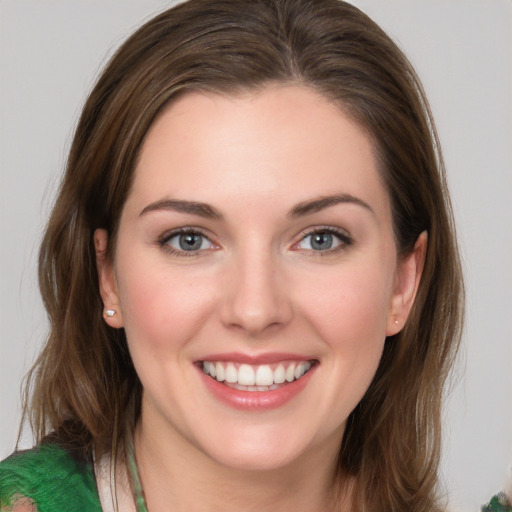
[22,0,464,510]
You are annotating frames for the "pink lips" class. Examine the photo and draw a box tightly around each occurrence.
[197,352,317,411]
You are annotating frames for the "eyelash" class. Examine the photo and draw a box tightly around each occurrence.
[157,226,353,257]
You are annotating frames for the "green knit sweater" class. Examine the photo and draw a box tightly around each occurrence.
[0,442,102,512]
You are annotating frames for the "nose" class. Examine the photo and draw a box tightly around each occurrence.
[220,247,293,336]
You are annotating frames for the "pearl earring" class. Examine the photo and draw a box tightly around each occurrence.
[105,309,116,318]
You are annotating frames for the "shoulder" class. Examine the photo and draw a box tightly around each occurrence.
[0,442,102,512]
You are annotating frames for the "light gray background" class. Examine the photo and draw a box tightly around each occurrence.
[1,1,511,510]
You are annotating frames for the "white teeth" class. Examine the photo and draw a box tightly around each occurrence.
[225,363,237,383]
[202,360,313,388]
[238,364,255,386]
[215,362,225,381]
[255,365,274,386]
[285,364,296,382]
[273,364,286,384]
[295,361,312,379]
[226,383,280,392]
[203,361,214,376]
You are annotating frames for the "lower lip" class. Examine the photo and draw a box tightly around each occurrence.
[198,364,316,411]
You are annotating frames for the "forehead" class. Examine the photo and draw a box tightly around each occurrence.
[127,85,389,221]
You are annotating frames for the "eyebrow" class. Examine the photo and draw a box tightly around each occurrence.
[139,193,374,220]
[139,199,223,219]
[288,193,375,217]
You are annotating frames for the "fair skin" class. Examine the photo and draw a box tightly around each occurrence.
[95,85,426,512]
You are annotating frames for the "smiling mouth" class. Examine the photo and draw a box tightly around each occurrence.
[201,360,316,392]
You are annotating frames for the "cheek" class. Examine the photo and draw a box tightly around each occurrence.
[115,259,218,354]
[297,261,394,347]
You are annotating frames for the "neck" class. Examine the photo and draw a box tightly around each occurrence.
[133,411,353,512]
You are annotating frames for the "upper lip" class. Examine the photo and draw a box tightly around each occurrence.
[197,352,316,365]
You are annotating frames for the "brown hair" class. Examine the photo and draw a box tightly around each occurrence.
[22,0,464,510]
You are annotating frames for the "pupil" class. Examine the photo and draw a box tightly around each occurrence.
[311,233,332,250]
[179,233,202,251]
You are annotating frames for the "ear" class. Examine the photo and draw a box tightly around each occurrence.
[94,229,123,328]
[386,231,427,336]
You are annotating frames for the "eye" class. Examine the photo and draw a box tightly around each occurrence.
[296,228,351,252]
[160,230,214,254]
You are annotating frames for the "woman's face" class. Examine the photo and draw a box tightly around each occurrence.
[96,85,423,471]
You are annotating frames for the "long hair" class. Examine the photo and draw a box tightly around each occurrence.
[22,1,464,510]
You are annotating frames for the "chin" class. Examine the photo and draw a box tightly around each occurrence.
[205,444,309,473]
[191,420,340,473]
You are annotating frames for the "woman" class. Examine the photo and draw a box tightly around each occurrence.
[0,0,467,511]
